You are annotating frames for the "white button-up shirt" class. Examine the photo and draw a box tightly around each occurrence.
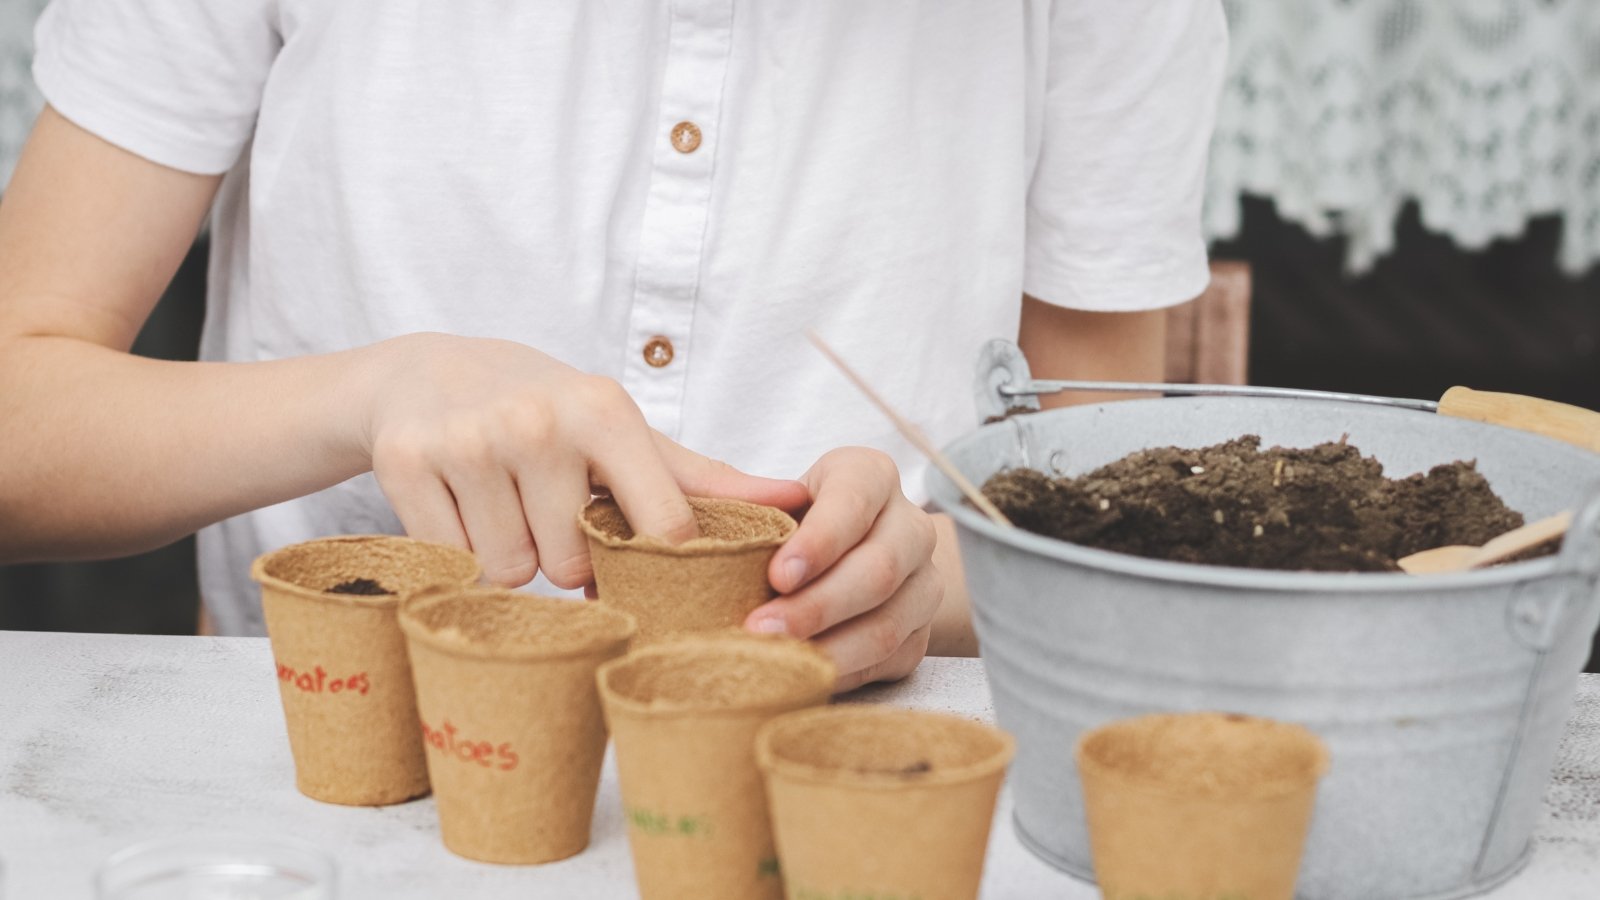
[34,0,1227,634]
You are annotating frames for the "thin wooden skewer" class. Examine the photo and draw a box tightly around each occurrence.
[806,330,1013,529]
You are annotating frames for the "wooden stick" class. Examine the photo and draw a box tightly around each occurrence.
[806,330,1013,528]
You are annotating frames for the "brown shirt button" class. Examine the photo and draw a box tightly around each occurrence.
[670,121,702,154]
[643,336,675,368]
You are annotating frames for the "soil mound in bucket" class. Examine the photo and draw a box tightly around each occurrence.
[982,435,1544,572]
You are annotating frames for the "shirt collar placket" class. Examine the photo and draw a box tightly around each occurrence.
[623,0,735,442]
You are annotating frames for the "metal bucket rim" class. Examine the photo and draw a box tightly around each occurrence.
[929,397,1600,593]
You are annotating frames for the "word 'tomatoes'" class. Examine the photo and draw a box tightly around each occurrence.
[420,717,519,771]
[276,662,370,696]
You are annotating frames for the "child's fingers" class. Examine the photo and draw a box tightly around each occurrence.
[744,502,927,639]
[653,433,810,511]
[443,462,537,587]
[831,625,932,694]
[516,458,593,590]
[583,412,699,544]
[770,449,896,593]
[811,572,937,692]
[374,452,469,551]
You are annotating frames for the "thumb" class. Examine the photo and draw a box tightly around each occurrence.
[652,432,811,511]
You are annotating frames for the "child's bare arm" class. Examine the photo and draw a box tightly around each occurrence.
[1017,294,1172,408]
[0,107,802,576]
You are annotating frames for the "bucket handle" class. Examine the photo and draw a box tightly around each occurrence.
[1506,486,1600,651]
[1477,485,1600,876]
[974,340,1041,423]
[1554,486,1600,581]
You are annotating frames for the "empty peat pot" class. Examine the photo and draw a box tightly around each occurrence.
[755,706,1014,900]
[931,397,1600,900]
[399,587,636,864]
[1077,712,1329,900]
[597,634,836,900]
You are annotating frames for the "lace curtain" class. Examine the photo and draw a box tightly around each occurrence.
[1205,0,1600,275]
[1,0,1597,273]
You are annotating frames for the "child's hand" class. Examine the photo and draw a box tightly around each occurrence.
[745,448,940,692]
[361,333,808,588]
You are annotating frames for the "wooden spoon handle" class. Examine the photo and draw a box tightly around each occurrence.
[1439,387,1600,455]
[1466,510,1573,570]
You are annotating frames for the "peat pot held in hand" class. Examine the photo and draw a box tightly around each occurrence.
[930,397,1600,900]
[580,497,796,643]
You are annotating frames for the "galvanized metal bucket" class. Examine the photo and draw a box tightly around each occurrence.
[929,396,1600,900]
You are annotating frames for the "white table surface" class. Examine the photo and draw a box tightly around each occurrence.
[1,631,1597,899]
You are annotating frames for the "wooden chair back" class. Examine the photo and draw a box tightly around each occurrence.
[1165,260,1251,385]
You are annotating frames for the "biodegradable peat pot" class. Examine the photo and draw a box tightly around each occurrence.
[580,497,797,643]
[1076,712,1330,900]
[251,535,480,806]
[597,634,837,900]
[399,586,636,865]
[755,706,1015,900]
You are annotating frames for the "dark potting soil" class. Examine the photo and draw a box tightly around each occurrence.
[853,760,935,778]
[982,435,1546,572]
[327,578,394,596]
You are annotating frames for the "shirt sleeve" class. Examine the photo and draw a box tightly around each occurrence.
[32,0,281,175]
[1024,0,1228,312]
